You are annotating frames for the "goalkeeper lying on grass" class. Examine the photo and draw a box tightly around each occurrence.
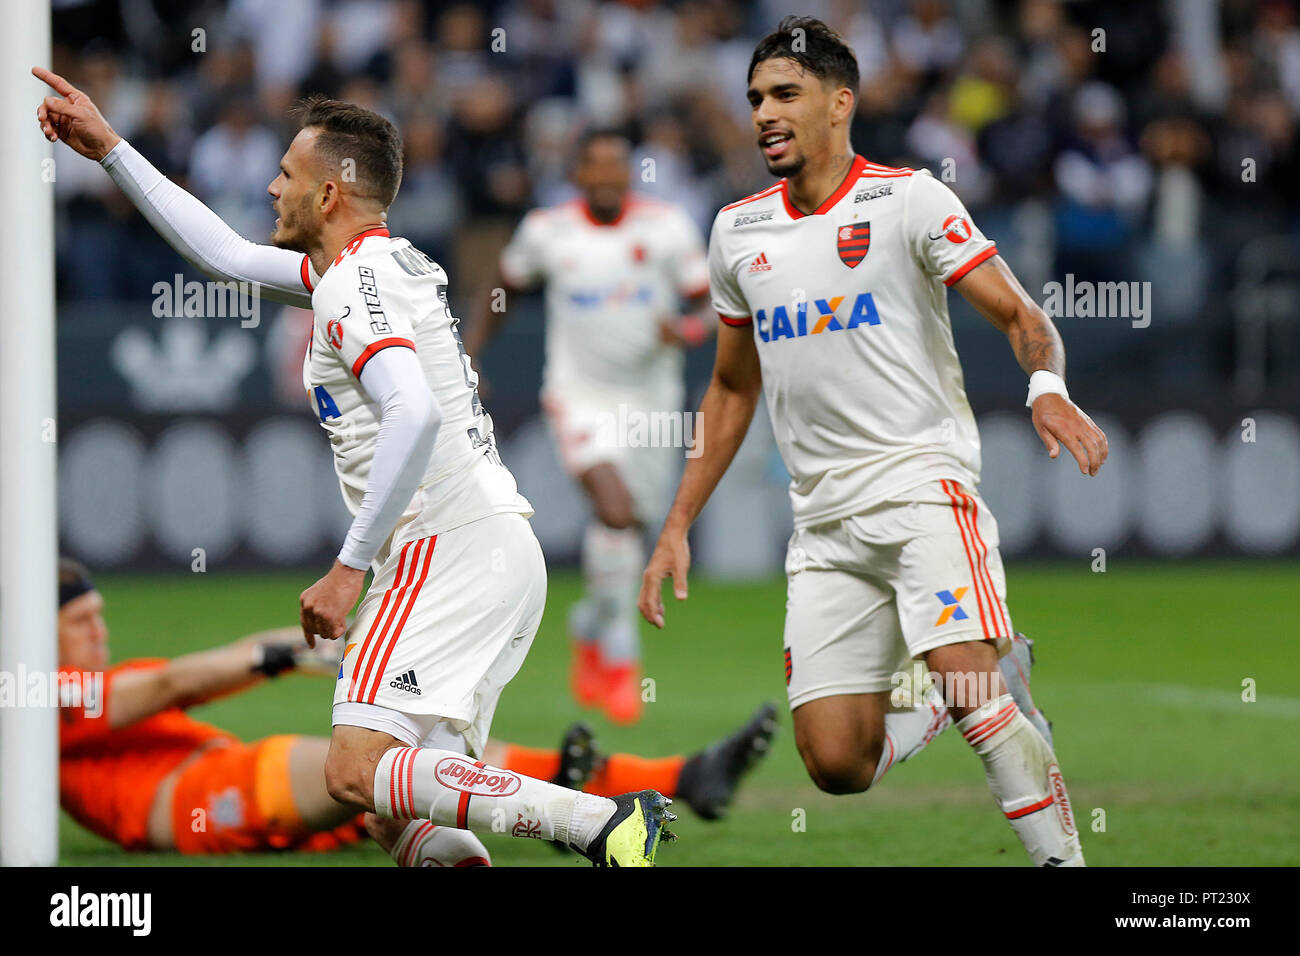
[56,558,776,864]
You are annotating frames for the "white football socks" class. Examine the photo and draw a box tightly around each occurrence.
[872,684,953,786]
[373,747,616,851]
[956,694,1084,866]
[389,820,492,867]
[580,522,644,663]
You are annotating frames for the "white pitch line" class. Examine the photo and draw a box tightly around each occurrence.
[1138,683,1300,718]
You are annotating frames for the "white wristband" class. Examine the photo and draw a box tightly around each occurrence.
[1026,370,1069,408]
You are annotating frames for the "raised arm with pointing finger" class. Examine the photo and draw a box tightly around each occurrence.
[34,66,316,307]
[37,65,443,650]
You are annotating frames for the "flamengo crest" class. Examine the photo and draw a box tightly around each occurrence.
[837,222,871,268]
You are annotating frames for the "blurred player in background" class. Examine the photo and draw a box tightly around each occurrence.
[56,559,775,862]
[640,18,1107,866]
[36,67,674,866]
[465,129,713,725]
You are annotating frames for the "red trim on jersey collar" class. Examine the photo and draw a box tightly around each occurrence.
[579,198,629,227]
[721,183,784,212]
[332,227,391,266]
[780,155,868,220]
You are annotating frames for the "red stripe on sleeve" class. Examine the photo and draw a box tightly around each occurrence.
[719,313,752,327]
[300,255,314,293]
[944,246,998,287]
[351,337,416,379]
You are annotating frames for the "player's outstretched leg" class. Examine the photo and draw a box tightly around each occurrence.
[675,702,779,820]
[997,632,1053,747]
[541,706,778,819]
[353,735,674,867]
[493,722,695,858]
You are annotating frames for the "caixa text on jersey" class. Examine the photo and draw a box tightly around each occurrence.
[755,292,881,342]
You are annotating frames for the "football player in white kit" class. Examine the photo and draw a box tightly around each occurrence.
[638,19,1108,866]
[465,129,711,724]
[35,68,675,866]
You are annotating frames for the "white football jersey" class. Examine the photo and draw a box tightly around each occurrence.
[303,228,531,549]
[500,195,709,397]
[708,156,999,528]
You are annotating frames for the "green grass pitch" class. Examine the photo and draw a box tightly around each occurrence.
[59,561,1300,866]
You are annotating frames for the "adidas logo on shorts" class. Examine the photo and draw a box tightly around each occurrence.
[389,669,422,695]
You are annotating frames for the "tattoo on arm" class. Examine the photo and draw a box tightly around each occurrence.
[1009,308,1065,378]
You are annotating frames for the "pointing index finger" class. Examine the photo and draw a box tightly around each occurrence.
[32,66,77,97]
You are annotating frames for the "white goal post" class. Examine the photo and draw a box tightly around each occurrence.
[0,0,58,867]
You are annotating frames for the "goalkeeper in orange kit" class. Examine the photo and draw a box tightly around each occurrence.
[57,559,775,863]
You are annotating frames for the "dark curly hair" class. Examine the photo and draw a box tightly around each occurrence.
[747,16,860,96]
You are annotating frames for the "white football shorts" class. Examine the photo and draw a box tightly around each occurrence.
[783,479,1013,709]
[332,511,546,758]
[541,384,684,522]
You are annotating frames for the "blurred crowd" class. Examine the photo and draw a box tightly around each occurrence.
[48,0,1300,382]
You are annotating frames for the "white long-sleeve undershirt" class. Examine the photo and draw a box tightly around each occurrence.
[99,139,316,308]
[340,345,442,570]
[100,138,437,568]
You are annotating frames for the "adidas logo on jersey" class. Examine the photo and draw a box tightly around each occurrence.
[747,252,773,273]
[389,669,422,695]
